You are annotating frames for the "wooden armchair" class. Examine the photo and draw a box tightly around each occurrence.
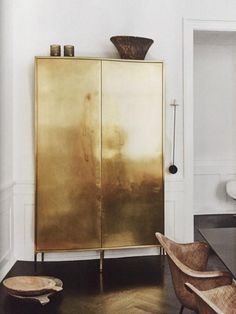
[155,232,232,313]
[185,282,236,314]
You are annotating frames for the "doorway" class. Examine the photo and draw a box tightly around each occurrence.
[183,20,236,241]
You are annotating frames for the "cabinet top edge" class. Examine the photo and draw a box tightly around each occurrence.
[34,56,164,64]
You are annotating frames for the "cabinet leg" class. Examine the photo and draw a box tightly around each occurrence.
[99,273,103,293]
[34,253,37,273]
[160,246,165,267]
[100,250,104,273]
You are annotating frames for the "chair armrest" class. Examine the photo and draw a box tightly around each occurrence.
[184,283,223,314]
[170,252,232,280]
[170,257,232,309]
[183,268,231,280]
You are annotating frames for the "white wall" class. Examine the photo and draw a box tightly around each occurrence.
[0,0,235,265]
[194,31,236,214]
[0,0,16,281]
[0,0,13,186]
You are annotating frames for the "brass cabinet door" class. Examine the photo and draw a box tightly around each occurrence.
[101,60,164,248]
[35,59,102,251]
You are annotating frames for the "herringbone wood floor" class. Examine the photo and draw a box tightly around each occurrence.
[0,255,226,314]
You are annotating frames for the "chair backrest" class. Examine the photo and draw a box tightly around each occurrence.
[156,233,232,312]
[155,232,209,311]
[156,233,202,311]
[156,232,209,271]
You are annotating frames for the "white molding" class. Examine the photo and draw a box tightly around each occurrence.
[0,184,14,280]
[0,249,12,265]
[184,19,236,32]
[0,205,11,215]
[183,19,194,242]
[0,182,13,202]
[194,172,236,215]
[0,256,16,282]
[195,159,236,164]
[165,180,184,192]
[165,200,175,239]
[194,159,236,174]
[183,18,236,241]
[194,209,236,215]
[0,189,13,260]
[13,181,34,195]
[0,181,14,193]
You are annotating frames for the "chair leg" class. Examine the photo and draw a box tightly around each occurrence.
[179,305,184,314]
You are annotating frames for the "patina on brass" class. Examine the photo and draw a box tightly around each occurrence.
[101,60,164,248]
[35,58,102,251]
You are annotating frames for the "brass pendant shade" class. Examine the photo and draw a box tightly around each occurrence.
[35,57,164,253]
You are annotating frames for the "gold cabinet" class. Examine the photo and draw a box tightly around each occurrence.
[35,57,164,254]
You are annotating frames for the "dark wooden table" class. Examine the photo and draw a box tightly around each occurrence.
[199,227,236,278]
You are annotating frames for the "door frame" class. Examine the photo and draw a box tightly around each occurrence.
[183,19,236,241]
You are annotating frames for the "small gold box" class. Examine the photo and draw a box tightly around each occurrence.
[64,45,74,57]
[50,45,61,56]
